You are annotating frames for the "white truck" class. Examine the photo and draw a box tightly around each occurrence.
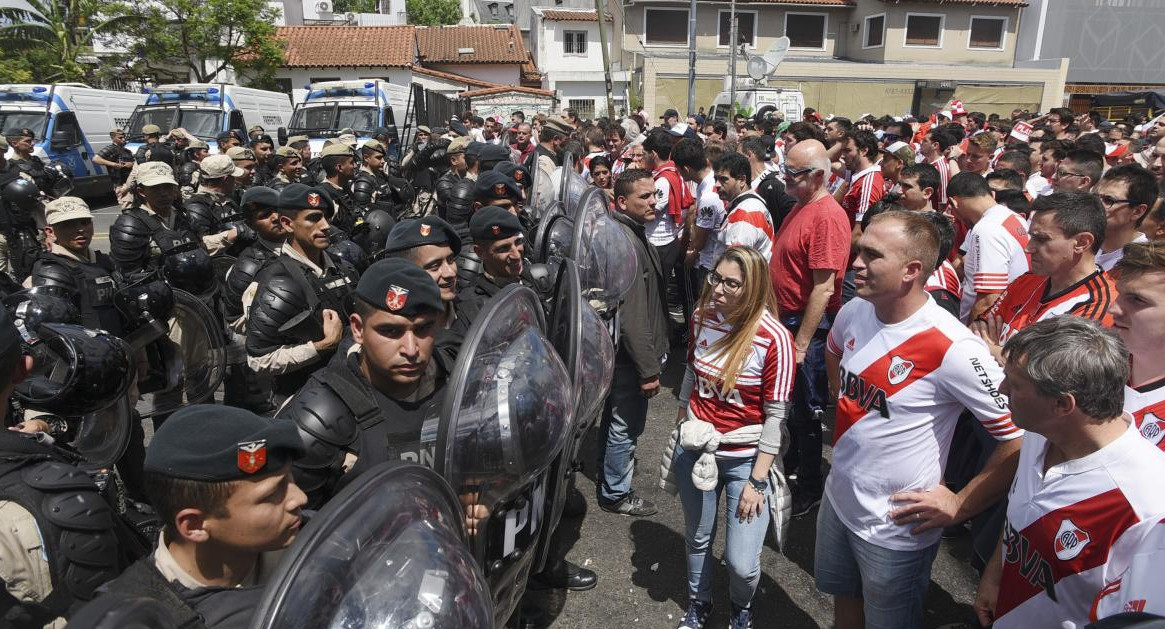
[281,80,415,159]
[0,83,146,196]
[709,85,805,123]
[125,83,294,154]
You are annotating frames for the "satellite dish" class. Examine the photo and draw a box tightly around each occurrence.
[764,36,791,69]
[746,56,767,81]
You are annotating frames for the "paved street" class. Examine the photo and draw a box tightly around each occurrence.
[82,193,981,629]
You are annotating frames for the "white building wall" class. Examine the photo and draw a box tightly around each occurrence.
[538,20,604,73]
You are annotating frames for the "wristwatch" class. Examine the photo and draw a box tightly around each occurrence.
[747,475,768,493]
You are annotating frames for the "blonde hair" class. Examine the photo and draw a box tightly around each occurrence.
[695,246,779,395]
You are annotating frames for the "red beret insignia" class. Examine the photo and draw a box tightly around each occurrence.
[307,192,321,207]
[237,440,267,474]
[514,170,524,182]
[385,284,409,311]
[419,223,432,237]
[491,225,501,236]
[494,183,506,197]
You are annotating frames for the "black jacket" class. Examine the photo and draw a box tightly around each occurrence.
[611,212,669,380]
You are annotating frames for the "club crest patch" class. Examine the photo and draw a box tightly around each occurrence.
[385,284,409,311]
[887,355,915,386]
[1054,519,1091,561]
[1140,413,1165,445]
[237,440,267,474]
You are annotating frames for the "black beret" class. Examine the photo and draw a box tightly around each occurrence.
[493,161,530,189]
[240,186,279,211]
[355,258,445,316]
[383,216,462,255]
[474,170,522,202]
[5,128,33,139]
[465,141,485,159]
[278,183,330,213]
[449,121,469,137]
[478,143,511,164]
[144,405,305,481]
[469,205,523,242]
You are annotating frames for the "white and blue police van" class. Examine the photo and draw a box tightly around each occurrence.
[281,79,415,159]
[0,83,146,196]
[125,83,294,155]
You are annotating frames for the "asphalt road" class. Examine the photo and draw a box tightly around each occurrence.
[82,193,982,629]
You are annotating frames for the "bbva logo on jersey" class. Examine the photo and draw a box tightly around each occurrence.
[1054,519,1091,561]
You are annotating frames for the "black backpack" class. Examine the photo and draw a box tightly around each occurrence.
[755,171,797,233]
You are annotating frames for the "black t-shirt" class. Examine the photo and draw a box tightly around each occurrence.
[98,144,134,185]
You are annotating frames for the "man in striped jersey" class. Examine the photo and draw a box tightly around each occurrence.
[920,128,957,211]
[820,210,1023,629]
[1111,242,1165,451]
[972,191,1115,362]
[948,172,1031,322]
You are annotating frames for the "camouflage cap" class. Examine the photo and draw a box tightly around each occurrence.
[186,138,209,150]
[275,146,300,158]
[141,124,162,136]
[286,135,310,146]
[200,154,244,179]
[337,133,358,148]
[361,139,386,154]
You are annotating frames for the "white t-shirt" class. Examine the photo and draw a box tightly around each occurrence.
[960,204,1031,321]
[994,426,1165,628]
[645,175,682,246]
[1092,516,1165,622]
[1126,377,1165,451]
[1026,172,1053,199]
[1096,232,1148,272]
[825,297,1021,551]
[694,172,726,270]
[720,191,775,263]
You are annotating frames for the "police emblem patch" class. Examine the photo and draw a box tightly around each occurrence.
[494,183,506,197]
[491,225,501,236]
[307,192,321,207]
[237,440,267,474]
[419,223,432,237]
[385,284,409,311]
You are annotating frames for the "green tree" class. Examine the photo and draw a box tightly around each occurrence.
[406,0,460,26]
[122,0,284,84]
[0,0,138,82]
[332,0,377,13]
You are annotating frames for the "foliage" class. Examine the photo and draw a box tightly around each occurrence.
[121,0,284,84]
[406,0,461,26]
[732,103,755,119]
[332,0,378,13]
[0,0,140,83]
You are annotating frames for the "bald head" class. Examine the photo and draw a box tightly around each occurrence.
[784,139,831,203]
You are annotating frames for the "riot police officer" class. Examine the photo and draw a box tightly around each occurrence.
[457,204,541,328]
[317,143,360,234]
[79,404,307,629]
[244,183,357,400]
[383,216,468,353]
[185,154,254,257]
[225,145,257,188]
[224,186,286,327]
[269,146,302,190]
[215,129,244,154]
[133,124,163,164]
[279,258,448,507]
[435,137,470,221]
[93,128,134,190]
[0,145,42,283]
[351,139,388,212]
[250,134,275,186]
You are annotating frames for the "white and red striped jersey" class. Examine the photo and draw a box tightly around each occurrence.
[960,204,1031,322]
[1091,517,1165,622]
[842,164,885,224]
[686,309,796,458]
[825,297,1020,551]
[994,426,1165,628]
[1126,377,1165,451]
[930,157,951,210]
[925,259,962,297]
[983,270,1116,344]
[719,191,775,262]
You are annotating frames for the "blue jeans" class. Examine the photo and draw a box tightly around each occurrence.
[779,312,829,491]
[597,362,649,503]
[673,447,770,609]
[814,495,939,629]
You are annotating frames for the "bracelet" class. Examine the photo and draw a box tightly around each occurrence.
[747,476,768,493]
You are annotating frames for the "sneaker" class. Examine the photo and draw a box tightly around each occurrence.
[598,493,657,517]
[790,488,822,518]
[728,605,753,629]
[676,599,713,629]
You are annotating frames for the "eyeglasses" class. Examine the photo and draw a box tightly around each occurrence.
[783,165,817,180]
[1055,169,1086,179]
[1098,194,1131,208]
[707,271,743,292]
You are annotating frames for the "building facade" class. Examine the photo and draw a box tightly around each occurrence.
[531,9,629,118]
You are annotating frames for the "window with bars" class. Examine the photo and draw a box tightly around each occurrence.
[564,30,588,55]
[969,16,1006,49]
[568,99,595,121]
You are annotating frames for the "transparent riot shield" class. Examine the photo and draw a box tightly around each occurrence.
[530,204,572,265]
[534,260,615,572]
[527,151,558,223]
[250,462,493,629]
[135,288,227,418]
[559,152,588,217]
[571,187,638,316]
[435,284,574,626]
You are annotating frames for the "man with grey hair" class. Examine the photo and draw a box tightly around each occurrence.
[973,316,1165,628]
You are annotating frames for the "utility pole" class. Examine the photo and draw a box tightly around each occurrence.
[728,0,737,114]
[685,0,697,117]
[596,0,615,120]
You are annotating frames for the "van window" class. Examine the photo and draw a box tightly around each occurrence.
[228,110,246,132]
[0,112,47,139]
[52,112,80,146]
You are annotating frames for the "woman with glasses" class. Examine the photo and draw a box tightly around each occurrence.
[668,245,796,629]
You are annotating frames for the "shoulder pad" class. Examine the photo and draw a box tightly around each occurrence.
[247,270,317,351]
[278,379,359,451]
[350,174,376,205]
[30,257,81,293]
[227,246,274,293]
[21,461,96,492]
[182,197,217,234]
[109,210,152,240]
[42,490,114,531]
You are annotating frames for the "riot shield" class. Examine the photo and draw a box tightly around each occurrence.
[534,260,616,572]
[16,323,132,417]
[435,284,574,626]
[135,288,227,418]
[250,462,493,629]
[526,151,557,222]
[71,397,133,472]
[559,152,588,217]
[530,203,571,265]
[571,187,638,316]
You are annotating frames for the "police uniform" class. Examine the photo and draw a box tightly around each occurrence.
[317,144,360,234]
[96,131,134,188]
[83,405,305,629]
[278,259,448,508]
[435,137,470,223]
[0,138,42,282]
[269,146,300,191]
[223,187,283,326]
[176,139,208,200]
[132,124,163,164]
[457,204,536,328]
[243,184,357,398]
[185,155,251,257]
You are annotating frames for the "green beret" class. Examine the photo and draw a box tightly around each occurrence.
[144,405,304,481]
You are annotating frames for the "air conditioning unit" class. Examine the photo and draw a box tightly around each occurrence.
[345,11,356,22]
[316,0,332,14]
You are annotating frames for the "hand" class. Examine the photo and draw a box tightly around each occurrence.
[889,485,963,534]
[314,309,343,351]
[737,482,766,523]
[683,249,698,268]
[974,563,1002,626]
[946,145,964,161]
[675,406,687,425]
[794,346,808,365]
[459,490,490,537]
[970,314,1005,365]
[224,227,238,243]
[9,419,49,434]
[640,376,660,399]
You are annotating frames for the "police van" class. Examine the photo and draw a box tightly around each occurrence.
[0,83,146,196]
[281,80,414,159]
[125,83,293,155]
